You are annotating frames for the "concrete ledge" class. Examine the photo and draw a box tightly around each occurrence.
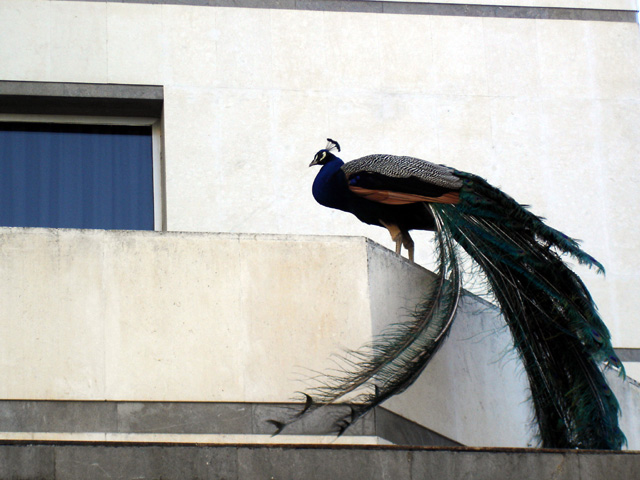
[0,400,459,447]
[0,441,638,480]
[617,348,640,362]
[0,81,163,117]
[0,228,428,404]
[2,228,638,448]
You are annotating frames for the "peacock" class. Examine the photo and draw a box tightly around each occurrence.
[271,138,625,450]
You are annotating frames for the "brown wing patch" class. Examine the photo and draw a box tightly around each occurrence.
[348,186,460,205]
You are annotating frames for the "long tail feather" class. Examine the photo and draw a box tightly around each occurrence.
[288,166,624,449]
[431,171,625,449]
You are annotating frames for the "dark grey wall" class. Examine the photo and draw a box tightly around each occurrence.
[1,441,639,480]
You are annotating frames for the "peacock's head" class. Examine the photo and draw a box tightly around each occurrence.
[309,138,341,167]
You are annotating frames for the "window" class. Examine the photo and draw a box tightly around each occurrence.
[0,81,164,231]
[0,122,154,230]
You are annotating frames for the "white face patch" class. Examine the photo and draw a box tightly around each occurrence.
[311,151,326,165]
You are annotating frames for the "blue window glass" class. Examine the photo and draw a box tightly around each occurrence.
[0,122,154,230]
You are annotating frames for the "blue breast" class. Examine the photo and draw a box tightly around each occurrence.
[312,158,350,211]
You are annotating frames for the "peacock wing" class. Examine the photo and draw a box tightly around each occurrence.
[341,154,462,205]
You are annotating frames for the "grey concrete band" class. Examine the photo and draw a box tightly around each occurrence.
[57,0,638,22]
[616,348,640,362]
[1,441,638,480]
[0,400,460,447]
[0,81,164,118]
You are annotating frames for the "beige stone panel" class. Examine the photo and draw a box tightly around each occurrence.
[376,94,440,159]
[595,95,640,347]
[0,229,106,399]
[161,87,388,238]
[0,0,50,80]
[106,2,164,84]
[162,86,225,233]
[314,92,439,161]
[325,93,386,156]
[214,7,273,89]
[259,92,333,234]
[483,17,540,98]
[321,11,383,90]
[487,96,545,205]
[205,90,276,233]
[160,89,367,238]
[535,98,608,244]
[269,91,330,154]
[213,88,271,173]
[239,236,372,401]
[103,232,245,401]
[596,100,640,275]
[536,20,595,99]
[430,16,488,96]
[162,86,221,161]
[49,1,108,83]
[434,96,493,170]
[377,14,435,93]
[596,100,640,168]
[591,22,640,100]
[162,5,218,88]
[270,9,330,91]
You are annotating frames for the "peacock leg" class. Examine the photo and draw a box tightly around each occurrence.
[402,231,414,262]
[380,220,405,257]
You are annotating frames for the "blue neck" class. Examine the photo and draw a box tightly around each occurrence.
[312,157,350,210]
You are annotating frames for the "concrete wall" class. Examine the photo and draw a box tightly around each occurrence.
[1,0,638,357]
[0,228,378,402]
[0,228,439,405]
[1,228,639,448]
[1,0,639,449]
